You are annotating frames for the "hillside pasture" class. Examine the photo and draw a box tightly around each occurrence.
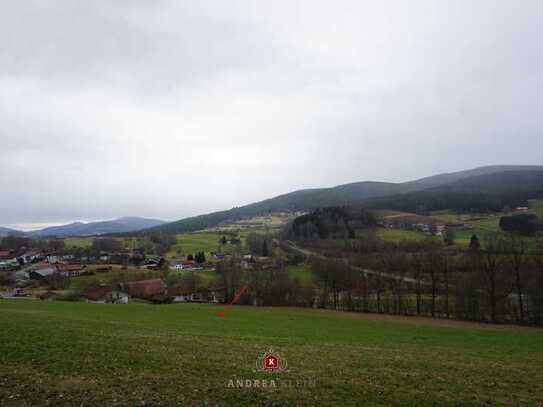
[64,237,93,249]
[167,231,244,259]
[530,199,543,219]
[376,227,437,243]
[0,300,542,406]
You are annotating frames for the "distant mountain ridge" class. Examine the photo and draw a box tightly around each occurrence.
[0,217,166,238]
[141,165,543,235]
[0,227,25,237]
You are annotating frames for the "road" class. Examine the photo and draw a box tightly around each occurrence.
[282,240,433,287]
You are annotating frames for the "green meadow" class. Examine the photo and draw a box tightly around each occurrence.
[530,199,543,219]
[1,300,542,406]
[376,227,437,243]
[167,231,245,259]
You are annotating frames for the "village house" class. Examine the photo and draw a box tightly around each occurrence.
[95,265,113,273]
[81,284,129,304]
[0,249,18,271]
[29,264,57,280]
[56,263,88,277]
[0,249,14,261]
[167,286,193,302]
[46,254,60,264]
[170,260,203,271]
[19,249,43,264]
[123,279,166,302]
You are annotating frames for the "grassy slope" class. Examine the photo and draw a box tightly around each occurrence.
[376,228,438,243]
[286,264,314,284]
[1,301,542,406]
[64,237,93,249]
[167,231,245,259]
[530,199,543,218]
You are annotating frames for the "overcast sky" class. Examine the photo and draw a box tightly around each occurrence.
[1,1,542,229]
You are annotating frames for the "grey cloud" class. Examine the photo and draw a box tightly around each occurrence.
[1,0,542,226]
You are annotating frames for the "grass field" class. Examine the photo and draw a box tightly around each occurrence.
[64,237,93,249]
[376,228,438,243]
[1,301,542,406]
[286,264,314,284]
[530,199,543,219]
[68,266,161,292]
[167,231,244,259]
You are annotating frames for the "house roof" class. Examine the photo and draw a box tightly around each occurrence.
[167,286,191,296]
[30,267,57,277]
[57,263,85,272]
[81,284,116,301]
[23,249,42,256]
[125,279,165,299]
[0,250,13,259]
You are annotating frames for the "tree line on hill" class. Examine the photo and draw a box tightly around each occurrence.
[362,171,543,214]
[499,214,543,236]
[284,207,377,240]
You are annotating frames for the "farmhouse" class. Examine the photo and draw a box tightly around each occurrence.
[381,213,447,236]
[29,264,57,280]
[46,254,60,263]
[123,279,166,301]
[20,249,43,264]
[56,263,87,277]
[0,250,14,261]
[81,284,129,304]
[0,250,18,270]
[170,261,203,271]
[167,286,193,302]
[168,286,223,303]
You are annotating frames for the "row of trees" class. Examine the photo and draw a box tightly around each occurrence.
[308,234,543,324]
[211,231,543,325]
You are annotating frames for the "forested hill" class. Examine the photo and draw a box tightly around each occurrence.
[138,165,543,235]
[140,182,402,234]
[362,170,543,213]
[30,217,165,237]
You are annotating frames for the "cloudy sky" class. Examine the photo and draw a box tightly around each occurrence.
[1,1,542,229]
